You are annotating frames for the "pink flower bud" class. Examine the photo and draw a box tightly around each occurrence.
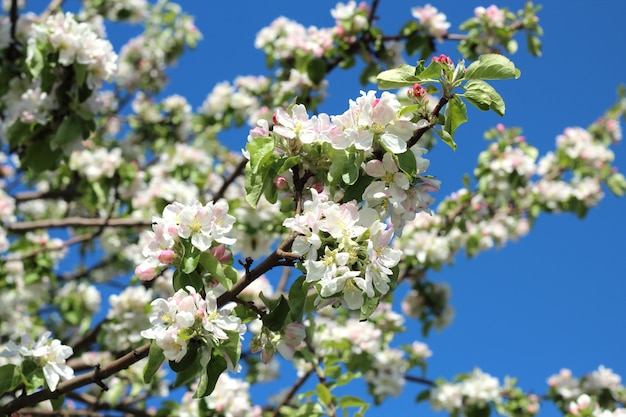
[135,264,156,281]
[158,249,176,264]
[432,54,453,68]
[210,244,232,263]
[274,176,289,190]
[282,322,306,348]
[496,123,506,132]
[408,83,427,100]
[311,182,324,193]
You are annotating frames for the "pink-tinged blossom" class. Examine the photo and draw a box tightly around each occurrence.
[411,4,450,40]
[365,220,402,295]
[273,104,319,145]
[331,1,369,33]
[547,368,582,400]
[475,5,506,28]
[330,90,417,153]
[141,287,246,363]
[364,152,410,205]
[1,332,74,391]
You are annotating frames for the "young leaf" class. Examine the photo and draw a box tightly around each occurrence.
[395,149,417,178]
[262,294,291,332]
[50,394,65,411]
[193,354,227,398]
[444,96,468,138]
[463,80,506,116]
[143,342,165,383]
[316,383,332,407]
[464,54,521,80]
[0,364,19,395]
[377,64,421,89]
[434,128,457,151]
[288,276,307,323]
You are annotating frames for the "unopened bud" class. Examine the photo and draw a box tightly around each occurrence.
[274,176,289,190]
[282,322,306,348]
[158,249,176,264]
[211,244,232,263]
[261,341,275,364]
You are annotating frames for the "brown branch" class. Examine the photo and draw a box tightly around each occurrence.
[0,343,152,415]
[14,187,78,203]
[41,0,65,19]
[407,95,449,149]
[213,158,247,201]
[8,232,94,262]
[6,217,152,232]
[275,265,292,294]
[1,233,299,415]
[405,374,435,386]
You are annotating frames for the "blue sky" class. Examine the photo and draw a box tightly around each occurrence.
[102,1,626,415]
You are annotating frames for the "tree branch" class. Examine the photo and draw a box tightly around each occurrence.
[6,217,152,232]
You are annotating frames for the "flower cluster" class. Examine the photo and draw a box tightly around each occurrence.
[430,368,501,413]
[255,16,335,60]
[284,191,401,310]
[331,1,370,36]
[141,286,246,364]
[475,5,506,28]
[411,4,450,41]
[1,332,74,391]
[135,199,236,281]
[28,12,117,89]
[68,146,123,181]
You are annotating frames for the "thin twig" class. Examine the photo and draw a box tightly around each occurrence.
[271,368,315,417]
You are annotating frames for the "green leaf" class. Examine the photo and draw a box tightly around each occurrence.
[527,33,543,57]
[143,342,165,383]
[359,296,380,321]
[51,114,84,150]
[0,364,19,395]
[444,95,468,138]
[172,352,202,388]
[416,388,431,403]
[328,149,362,188]
[416,60,446,81]
[464,54,520,80]
[169,343,199,373]
[50,394,65,411]
[193,354,227,398]
[307,59,328,85]
[262,295,291,332]
[288,276,307,323]
[182,254,199,274]
[245,136,276,207]
[22,136,63,173]
[607,172,626,197]
[434,128,457,151]
[316,383,332,406]
[27,46,45,79]
[463,79,506,116]
[199,252,233,291]
[376,64,421,89]
[396,150,417,177]
[7,120,30,148]
[342,174,373,203]
[73,63,87,87]
[338,395,368,408]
